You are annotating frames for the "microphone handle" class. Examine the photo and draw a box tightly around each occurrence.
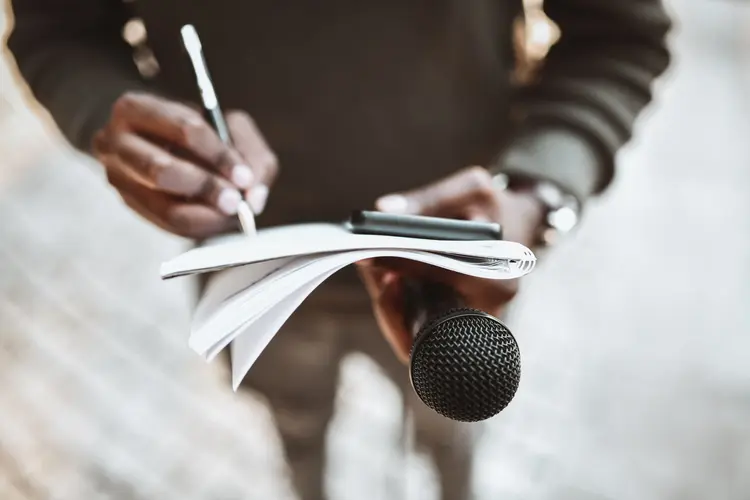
[402,279,464,340]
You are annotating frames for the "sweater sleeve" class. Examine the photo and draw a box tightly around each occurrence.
[6,0,150,151]
[494,0,672,202]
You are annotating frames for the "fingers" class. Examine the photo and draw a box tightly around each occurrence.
[376,166,500,220]
[359,256,514,360]
[95,131,243,216]
[364,166,531,346]
[364,165,524,356]
[226,111,280,214]
[366,258,438,281]
[97,92,281,240]
[109,92,252,187]
[364,258,466,295]
[367,257,518,315]
[226,111,279,186]
[108,167,237,238]
[357,264,412,363]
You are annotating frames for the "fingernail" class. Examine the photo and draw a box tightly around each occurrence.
[376,194,410,214]
[231,164,254,189]
[469,213,492,222]
[381,271,399,287]
[217,189,241,215]
[247,185,269,215]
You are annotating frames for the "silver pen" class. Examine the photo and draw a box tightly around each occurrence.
[180,24,256,236]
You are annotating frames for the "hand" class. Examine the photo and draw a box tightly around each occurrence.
[93,92,278,239]
[357,166,545,363]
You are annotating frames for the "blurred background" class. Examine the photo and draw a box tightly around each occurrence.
[1,0,749,499]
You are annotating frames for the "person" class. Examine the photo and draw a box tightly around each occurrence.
[7,1,672,498]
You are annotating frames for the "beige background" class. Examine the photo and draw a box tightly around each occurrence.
[1,1,750,499]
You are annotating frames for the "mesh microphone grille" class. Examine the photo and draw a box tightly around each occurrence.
[410,309,521,422]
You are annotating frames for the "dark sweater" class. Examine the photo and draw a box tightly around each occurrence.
[7,0,671,227]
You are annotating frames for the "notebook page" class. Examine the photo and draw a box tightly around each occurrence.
[229,268,338,390]
[190,246,535,358]
[160,223,534,279]
[192,257,296,332]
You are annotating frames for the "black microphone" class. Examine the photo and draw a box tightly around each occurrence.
[347,210,522,422]
[403,279,521,423]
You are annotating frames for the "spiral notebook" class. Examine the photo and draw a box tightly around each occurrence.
[160,223,537,389]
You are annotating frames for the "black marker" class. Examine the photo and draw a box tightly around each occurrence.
[348,210,502,241]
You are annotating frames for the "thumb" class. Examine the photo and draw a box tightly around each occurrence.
[375,166,492,217]
[364,271,412,364]
[375,192,420,215]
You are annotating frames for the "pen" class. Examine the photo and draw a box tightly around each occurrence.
[180,24,256,236]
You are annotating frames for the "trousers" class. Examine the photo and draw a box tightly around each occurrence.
[228,271,475,500]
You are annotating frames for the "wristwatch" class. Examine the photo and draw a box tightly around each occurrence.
[492,172,582,247]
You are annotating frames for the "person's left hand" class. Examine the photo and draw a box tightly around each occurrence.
[357,166,545,363]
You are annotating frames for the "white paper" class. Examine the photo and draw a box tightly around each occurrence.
[230,269,338,390]
[160,223,534,279]
[161,222,537,388]
[190,247,531,356]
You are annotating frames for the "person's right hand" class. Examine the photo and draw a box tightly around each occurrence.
[93,92,279,239]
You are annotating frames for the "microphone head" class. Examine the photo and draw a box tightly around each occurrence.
[409,308,521,422]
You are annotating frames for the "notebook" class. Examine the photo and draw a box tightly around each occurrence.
[160,222,537,389]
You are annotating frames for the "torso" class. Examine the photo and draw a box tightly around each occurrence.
[133,0,522,225]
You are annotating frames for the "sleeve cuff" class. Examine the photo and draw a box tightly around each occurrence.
[490,128,612,204]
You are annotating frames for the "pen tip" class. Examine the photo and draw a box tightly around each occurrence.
[237,201,257,236]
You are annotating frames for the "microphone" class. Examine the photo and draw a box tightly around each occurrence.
[346,210,522,422]
[403,279,521,423]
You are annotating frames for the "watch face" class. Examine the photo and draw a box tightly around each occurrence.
[491,173,510,191]
[537,182,566,208]
[494,172,581,239]
[548,206,578,233]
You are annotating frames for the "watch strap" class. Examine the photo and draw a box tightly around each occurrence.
[492,172,581,247]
